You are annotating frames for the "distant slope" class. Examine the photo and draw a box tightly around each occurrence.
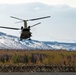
[0,32,52,50]
[0,32,76,50]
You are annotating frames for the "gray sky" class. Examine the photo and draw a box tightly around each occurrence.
[0,0,76,7]
[0,0,76,42]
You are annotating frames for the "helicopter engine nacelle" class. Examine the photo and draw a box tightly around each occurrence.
[21,26,23,30]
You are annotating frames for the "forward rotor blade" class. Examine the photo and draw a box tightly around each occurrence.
[27,16,51,21]
[0,26,20,30]
[30,22,41,28]
[10,16,24,21]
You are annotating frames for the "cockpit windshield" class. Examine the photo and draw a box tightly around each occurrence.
[23,28,30,31]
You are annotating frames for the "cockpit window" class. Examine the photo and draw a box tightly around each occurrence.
[23,28,30,31]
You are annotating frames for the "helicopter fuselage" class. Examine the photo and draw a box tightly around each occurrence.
[20,28,32,40]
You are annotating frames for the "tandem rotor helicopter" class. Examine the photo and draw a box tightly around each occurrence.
[0,16,50,41]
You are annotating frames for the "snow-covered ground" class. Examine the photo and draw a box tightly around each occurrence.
[0,32,76,50]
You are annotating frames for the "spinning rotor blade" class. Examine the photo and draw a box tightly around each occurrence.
[11,16,50,22]
[0,26,20,30]
[30,22,41,28]
[10,16,24,21]
[27,16,51,21]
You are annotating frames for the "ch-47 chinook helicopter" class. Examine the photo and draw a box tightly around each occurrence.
[0,16,50,41]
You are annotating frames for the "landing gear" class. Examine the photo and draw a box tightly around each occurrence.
[20,38,22,41]
[28,38,31,40]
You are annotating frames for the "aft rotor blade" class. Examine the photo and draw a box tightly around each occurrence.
[10,16,24,21]
[0,26,20,30]
[30,22,41,28]
[27,16,51,21]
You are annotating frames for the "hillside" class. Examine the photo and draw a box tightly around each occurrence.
[0,32,76,50]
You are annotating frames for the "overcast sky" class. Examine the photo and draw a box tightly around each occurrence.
[0,0,76,7]
[0,0,76,42]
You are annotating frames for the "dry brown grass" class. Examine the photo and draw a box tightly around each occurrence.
[0,49,76,65]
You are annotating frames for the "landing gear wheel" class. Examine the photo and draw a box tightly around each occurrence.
[28,38,31,40]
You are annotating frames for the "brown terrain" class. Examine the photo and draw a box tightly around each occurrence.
[0,49,76,72]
